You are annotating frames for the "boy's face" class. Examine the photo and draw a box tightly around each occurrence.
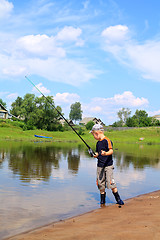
[91,131,101,140]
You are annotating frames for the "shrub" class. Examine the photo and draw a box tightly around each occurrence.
[85,121,95,130]
[78,127,85,135]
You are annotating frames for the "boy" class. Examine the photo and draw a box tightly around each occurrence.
[90,124,124,205]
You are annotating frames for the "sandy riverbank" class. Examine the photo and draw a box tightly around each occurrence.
[7,190,160,240]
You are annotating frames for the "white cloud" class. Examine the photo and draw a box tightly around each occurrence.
[16,34,66,58]
[82,91,149,124]
[101,25,130,44]
[90,106,102,113]
[2,65,26,76]
[0,54,96,85]
[56,26,83,45]
[75,38,84,47]
[53,92,80,118]
[0,0,13,19]
[27,57,96,86]
[89,91,148,109]
[148,110,160,117]
[0,91,9,97]
[126,41,160,82]
[6,93,18,99]
[111,91,149,107]
[0,29,96,85]
[32,83,51,95]
[101,24,160,83]
[54,92,80,105]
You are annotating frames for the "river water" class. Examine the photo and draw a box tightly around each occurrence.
[0,141,160,239]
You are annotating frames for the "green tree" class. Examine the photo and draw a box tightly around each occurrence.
[126,109,158,127]
[0,98,7,108]
[21,94,36,124]
[134,110,149,127]
[69,102,82,123]
[117,108,131,125]
[10,94,63,130]
[112,120,123,127]
[85,120,95,130]
[36,96,62,131]
[10,96,23,117]
[151,117,160,126]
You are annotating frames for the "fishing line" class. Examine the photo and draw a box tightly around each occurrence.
[25,76,95,157]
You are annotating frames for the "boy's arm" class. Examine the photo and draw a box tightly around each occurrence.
[93,149,113,158]
[101,149,113,156]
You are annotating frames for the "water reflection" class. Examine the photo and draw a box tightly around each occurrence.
[1,144,82,182]
[114,143,160,170]
[68,149,80,174]
[115,152,160,169]
[8,146,60,182]
[0,150,5,165]
[0,142,160,239]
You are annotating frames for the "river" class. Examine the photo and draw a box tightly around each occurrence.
[0,141,160,239]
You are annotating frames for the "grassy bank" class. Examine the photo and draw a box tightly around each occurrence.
[0,120,160,144]
[106,127,160,144]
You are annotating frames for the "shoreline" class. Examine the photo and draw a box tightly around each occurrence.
[7,190,160,240]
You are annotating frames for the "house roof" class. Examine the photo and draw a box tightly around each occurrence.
[0,103,7,112]
[79,117,95,124]
[59,119,74,125]
[0,109,7,113]
[153,115,160,120]
[79,117,105,125]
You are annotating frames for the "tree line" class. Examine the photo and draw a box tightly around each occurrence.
[112,108,160,127]
[1,97,159,130]
[0,95,83,131]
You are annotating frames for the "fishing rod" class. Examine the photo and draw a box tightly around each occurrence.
[25,76,95,157]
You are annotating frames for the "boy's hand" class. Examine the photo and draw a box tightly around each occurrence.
[88,148,96,157]
[101,150,106,156]
[101,149,113,156]
[93,152,99,158]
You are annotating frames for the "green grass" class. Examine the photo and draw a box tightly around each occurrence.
[0,120,160,144]
[107,127,160,144]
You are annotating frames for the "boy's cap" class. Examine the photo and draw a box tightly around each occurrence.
[89,124,104,133]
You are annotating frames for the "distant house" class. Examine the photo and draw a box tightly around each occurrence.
[0,103,18,120]
[0,104,9,119]
[79,117,105,126]
[152,115,160,121]
[59,119,75,126]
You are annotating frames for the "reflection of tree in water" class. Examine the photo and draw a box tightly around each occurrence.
[0,150,5,167]
[8,146,63,182]
[6,144,82,182]
[67,149,80,174]
[114,151,160,170]
[1,143,90,182]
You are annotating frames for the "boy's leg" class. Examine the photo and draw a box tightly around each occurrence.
[100,192,106,205]
[97,167,106,204]
[105,165,117,189]
[112,189,124,205]
[105,166,124,205]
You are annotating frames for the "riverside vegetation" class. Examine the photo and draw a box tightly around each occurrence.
[0,119,160,145]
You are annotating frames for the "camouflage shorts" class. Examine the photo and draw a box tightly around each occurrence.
[96,165,117,191]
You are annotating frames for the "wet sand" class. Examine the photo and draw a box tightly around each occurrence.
[7,190,160,240]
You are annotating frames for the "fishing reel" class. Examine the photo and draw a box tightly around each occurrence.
[88,148,95,157]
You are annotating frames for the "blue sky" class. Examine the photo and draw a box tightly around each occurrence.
[0,0,160,125]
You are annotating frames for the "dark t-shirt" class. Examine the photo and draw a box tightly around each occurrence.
[96,137,113,167]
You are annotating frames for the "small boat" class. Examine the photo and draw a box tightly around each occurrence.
[34,135,52,139]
